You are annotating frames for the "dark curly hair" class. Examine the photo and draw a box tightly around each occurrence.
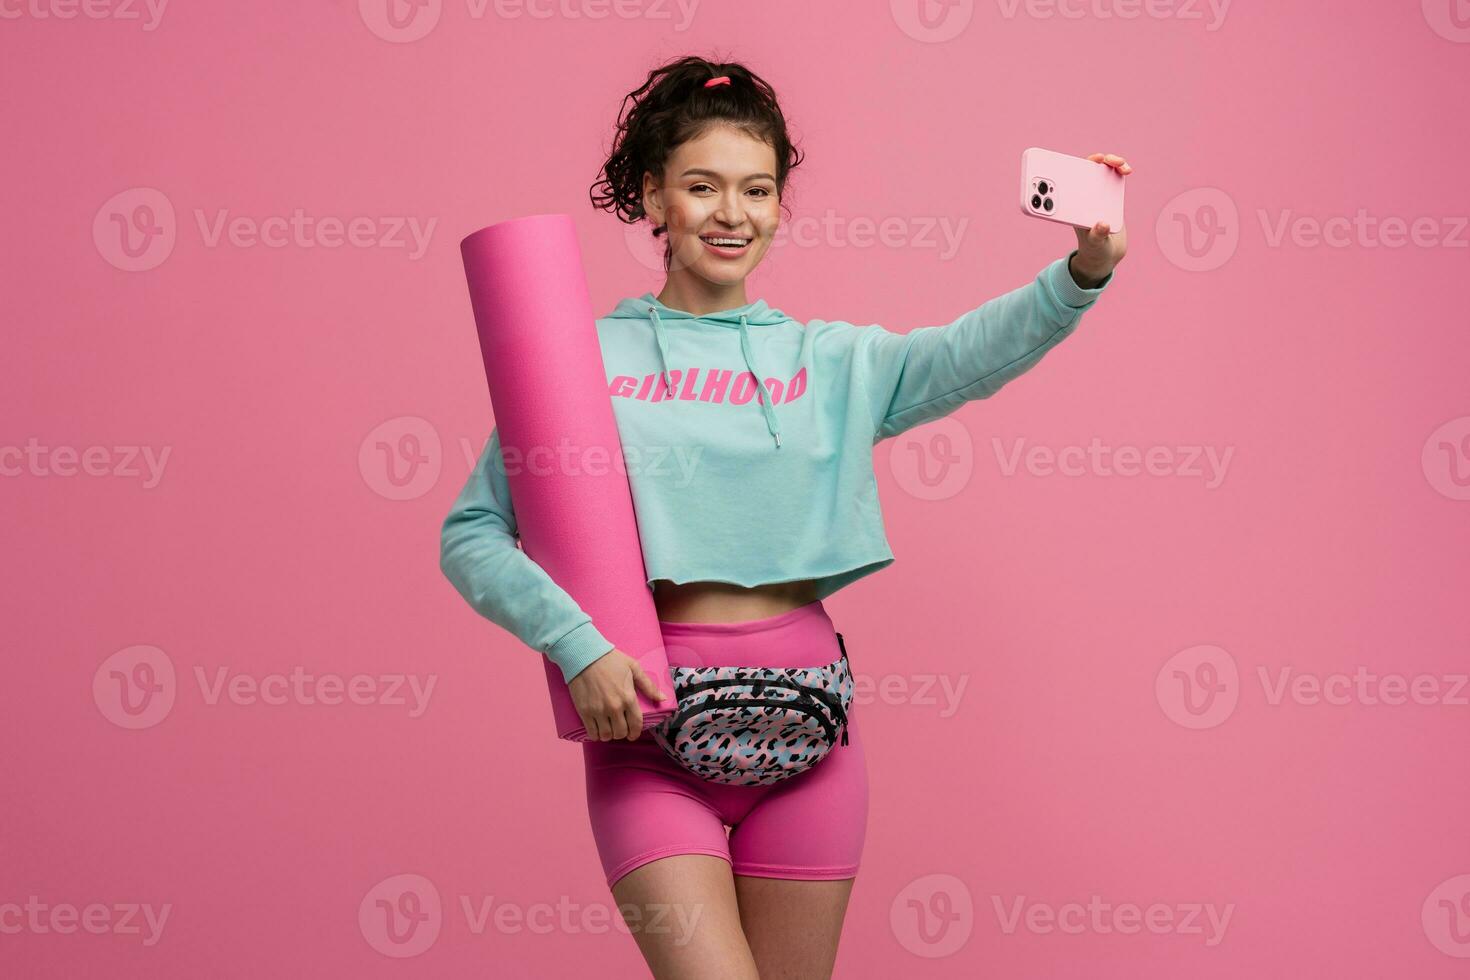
[589,54,804,272]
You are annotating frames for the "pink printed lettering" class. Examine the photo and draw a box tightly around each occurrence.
[700,369,733,402]
[610,365,808,407]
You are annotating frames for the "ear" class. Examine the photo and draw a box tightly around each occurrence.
[641,171,664,227]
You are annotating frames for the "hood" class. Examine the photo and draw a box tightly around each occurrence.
[605,293,792,449]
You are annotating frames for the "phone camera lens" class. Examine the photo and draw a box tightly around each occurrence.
[1042,198,1053,212]
[1031,194,1042,209]
[1037,181,1049,195]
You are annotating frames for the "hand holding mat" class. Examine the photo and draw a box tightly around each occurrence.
[456,213,673,741]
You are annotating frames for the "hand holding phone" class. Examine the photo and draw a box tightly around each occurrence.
[1020,147,1127,231]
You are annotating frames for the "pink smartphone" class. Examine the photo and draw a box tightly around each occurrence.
[1019,147,1125,231]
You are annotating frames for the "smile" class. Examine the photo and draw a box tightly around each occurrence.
[699,234,753,258]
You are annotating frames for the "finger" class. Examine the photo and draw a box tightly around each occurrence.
[585,712,607,741]
[609,709,629,741]
[622,703,644,741]
[1092,153,1133,175]
[631,664,669,703]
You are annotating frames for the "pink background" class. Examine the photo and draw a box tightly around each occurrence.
[5,1,1469,977]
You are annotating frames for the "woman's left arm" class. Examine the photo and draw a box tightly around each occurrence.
[855,152,1132,442]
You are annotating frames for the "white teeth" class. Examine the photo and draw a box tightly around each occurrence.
[702,236,750,247]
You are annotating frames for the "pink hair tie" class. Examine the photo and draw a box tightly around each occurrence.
[704,76,731,88]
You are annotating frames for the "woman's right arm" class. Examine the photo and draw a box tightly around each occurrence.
[439,426,617,684]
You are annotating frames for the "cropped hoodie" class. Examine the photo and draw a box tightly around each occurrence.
[440,250,1114,682]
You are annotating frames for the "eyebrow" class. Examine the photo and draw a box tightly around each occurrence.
[678,168,777,182]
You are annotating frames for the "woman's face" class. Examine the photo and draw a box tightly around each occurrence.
[643,123,781,285]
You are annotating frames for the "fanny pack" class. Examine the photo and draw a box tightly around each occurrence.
[650,632,855,786]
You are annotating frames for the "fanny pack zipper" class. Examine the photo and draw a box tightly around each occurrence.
[666,696,841,747]
[672,674,848,728]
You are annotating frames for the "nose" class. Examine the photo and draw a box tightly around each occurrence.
[712,189,747,228]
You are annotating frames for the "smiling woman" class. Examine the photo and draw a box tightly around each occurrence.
[642,129,782,307]
[440,51,1123,979]
[589,57,802,318]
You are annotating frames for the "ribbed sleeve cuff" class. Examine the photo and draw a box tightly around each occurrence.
[547,621,616,684]
[1046,249,1114,308]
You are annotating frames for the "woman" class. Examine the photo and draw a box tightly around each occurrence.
[441,54,1129,979]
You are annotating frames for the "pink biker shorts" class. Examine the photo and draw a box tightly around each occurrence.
[582,600,869,890]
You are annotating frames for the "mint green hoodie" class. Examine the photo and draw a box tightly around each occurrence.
[441,250,1113,682]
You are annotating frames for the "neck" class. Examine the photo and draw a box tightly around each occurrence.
[654,270,750,317]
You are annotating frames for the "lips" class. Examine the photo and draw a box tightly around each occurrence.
[699,233,753,260]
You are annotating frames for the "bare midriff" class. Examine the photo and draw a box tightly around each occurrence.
[650,578,821,625]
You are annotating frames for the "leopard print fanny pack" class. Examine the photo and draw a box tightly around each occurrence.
[650,632,855,786]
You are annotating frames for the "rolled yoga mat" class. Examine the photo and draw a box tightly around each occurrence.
[459,213,674,742]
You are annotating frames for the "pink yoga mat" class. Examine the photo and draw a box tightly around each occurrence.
[459,213,673,742]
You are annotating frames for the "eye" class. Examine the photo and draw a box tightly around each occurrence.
[748,187,773,199]
[689,183,715,194]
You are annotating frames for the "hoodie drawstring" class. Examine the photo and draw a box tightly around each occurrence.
[738,313,783,449]
[646,307,782,450]
[648,306,675,400]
